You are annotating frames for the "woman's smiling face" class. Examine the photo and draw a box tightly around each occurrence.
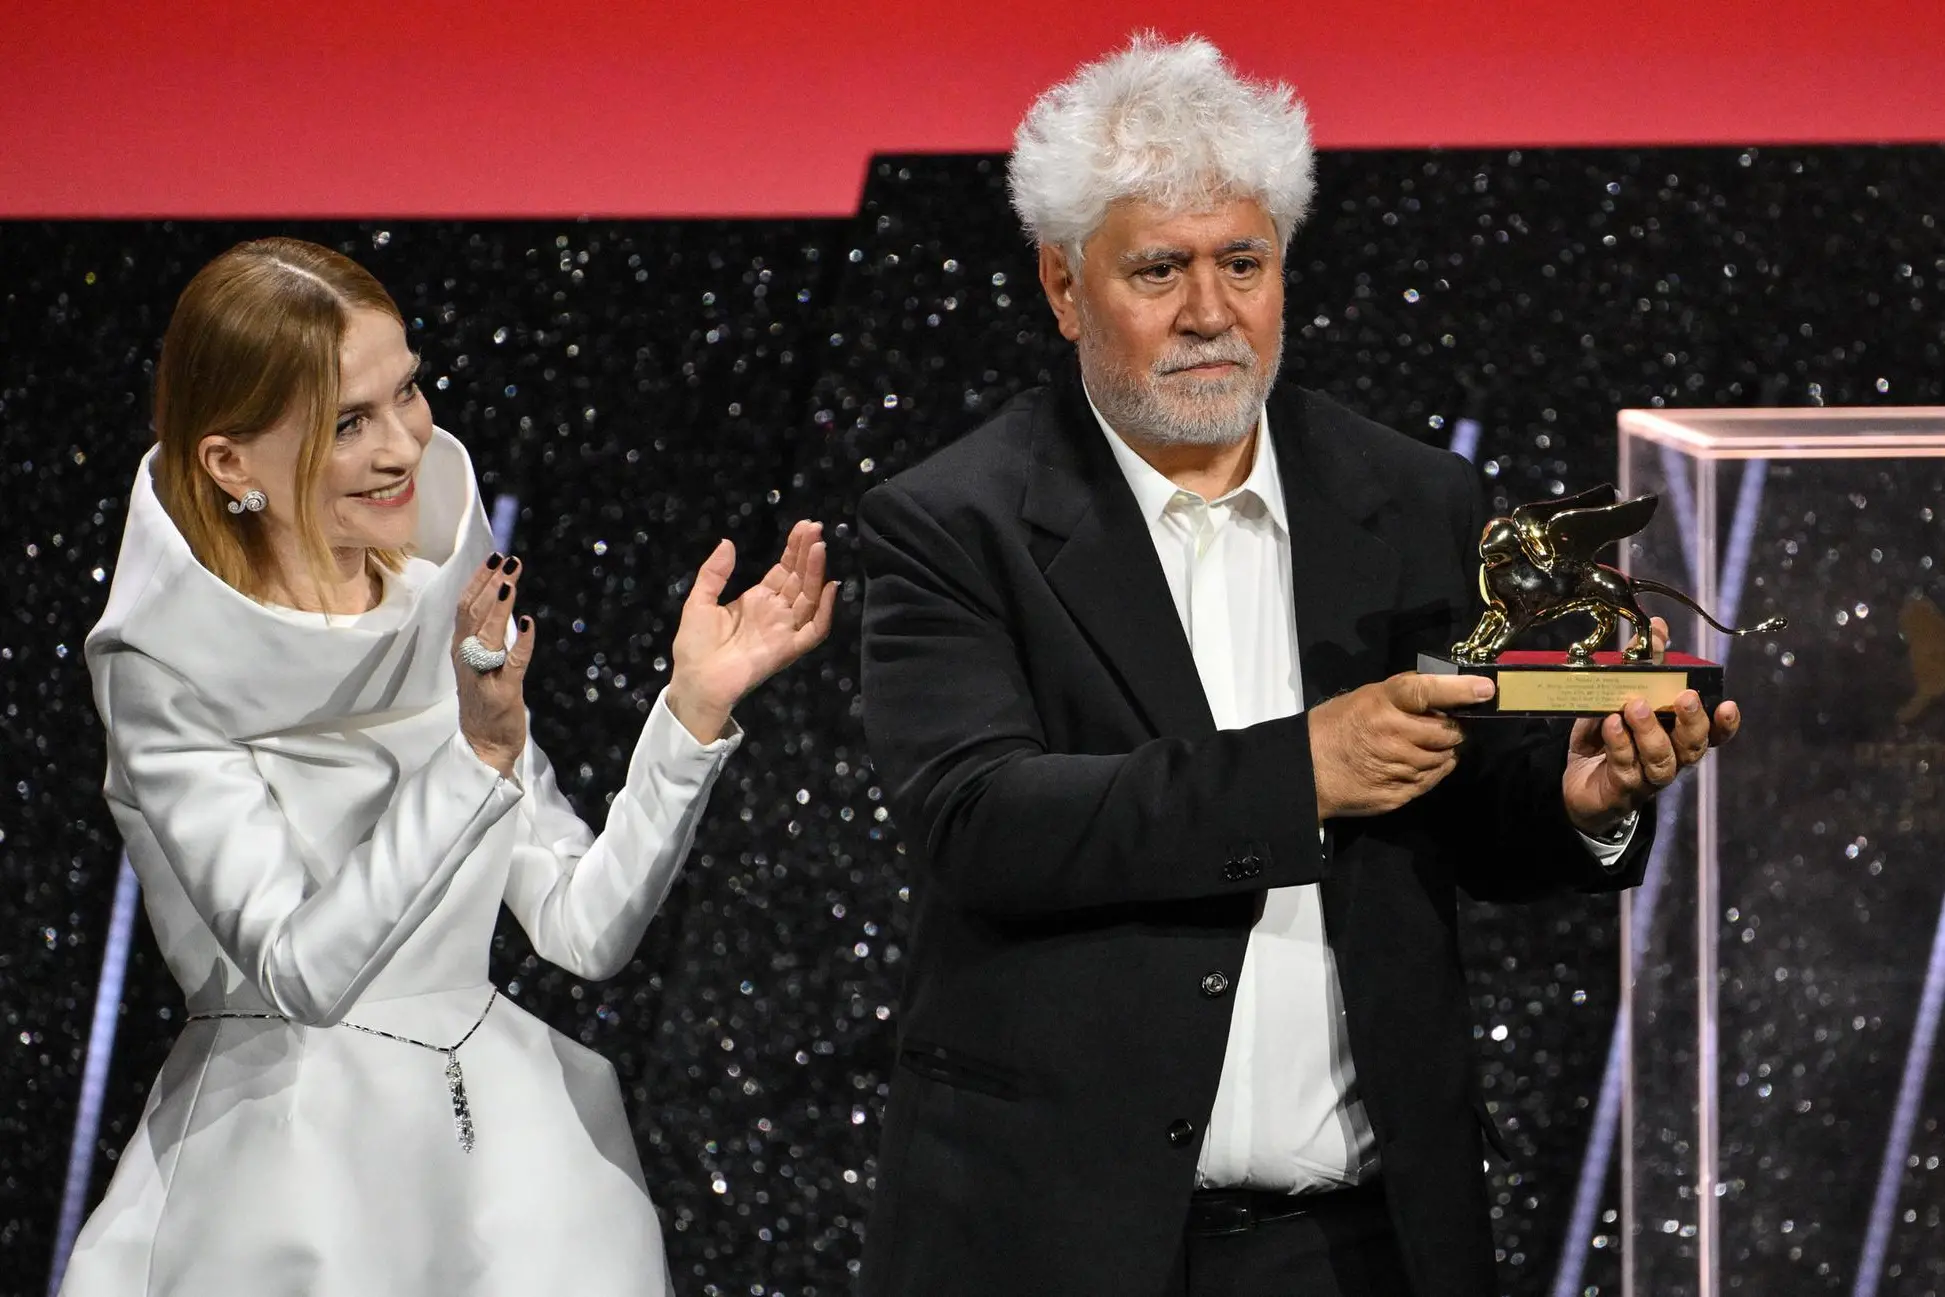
[217,306,434,560]
[310,307,433,553]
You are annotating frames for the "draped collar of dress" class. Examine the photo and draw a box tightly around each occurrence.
[86,427,495,737]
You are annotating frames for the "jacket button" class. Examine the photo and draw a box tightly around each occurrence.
[1167,1118,1197,1146]
[1200,971,1230,998]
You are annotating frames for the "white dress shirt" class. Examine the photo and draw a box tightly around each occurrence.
[1089,394,1633,1194]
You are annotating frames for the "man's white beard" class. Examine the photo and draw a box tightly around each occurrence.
[1081,328,1282,448]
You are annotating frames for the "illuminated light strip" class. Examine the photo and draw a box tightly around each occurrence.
[1851,894,1945,1296]
[1449,416,1484,464]
[489,492,519,552]
[1550,794,1683,1297]
[1713,462,1766,650]
[47,855,141,1295]
[1552,454,1768,1297]
[1656,444,1702,589]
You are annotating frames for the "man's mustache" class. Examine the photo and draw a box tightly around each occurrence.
[1152,339,1257,376]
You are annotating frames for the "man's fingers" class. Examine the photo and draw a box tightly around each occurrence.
[1365,713,1464,776]
[1568,714,1608,757]
[1365,752,1459,814]
[1709,700,1741,748]
[1413,750,1461,792]
[688,539,736,609]
[1670,692,1711,765]
[1601,712,1642,790]
[1396,742,1458,774]
[1622,699,1678,786]
[1650,615,1670,656]
[1397,712,1466,753]
[1385,671,1495,715]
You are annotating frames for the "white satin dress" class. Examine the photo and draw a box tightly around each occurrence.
[62,429,737,1296]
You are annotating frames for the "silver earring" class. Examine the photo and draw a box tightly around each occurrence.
[227,489,267,515]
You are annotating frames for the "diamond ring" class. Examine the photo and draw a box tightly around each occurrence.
[457,635,508,673]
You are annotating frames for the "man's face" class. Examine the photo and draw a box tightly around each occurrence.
[1040,194,1284,447]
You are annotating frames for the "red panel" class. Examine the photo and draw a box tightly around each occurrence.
[4,0,1942,217]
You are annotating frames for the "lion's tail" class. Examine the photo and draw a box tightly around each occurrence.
[1631,577,1788,637]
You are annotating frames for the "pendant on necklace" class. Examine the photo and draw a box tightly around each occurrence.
[445,1050,476,1153]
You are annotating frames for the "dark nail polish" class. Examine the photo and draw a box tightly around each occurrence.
[502,557,520,576]
[486,553,502,570]
[498,583,510,601]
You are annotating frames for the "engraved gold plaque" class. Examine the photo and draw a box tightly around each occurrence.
[1419,650,1722,720]
[1497,669,1687,713]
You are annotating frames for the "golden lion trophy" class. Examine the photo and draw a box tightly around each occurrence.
[1419,484,1786,717]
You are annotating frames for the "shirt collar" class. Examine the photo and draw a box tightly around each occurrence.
[1084,384,1287,534]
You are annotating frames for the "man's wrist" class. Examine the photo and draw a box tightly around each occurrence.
[1574,806,1641,843]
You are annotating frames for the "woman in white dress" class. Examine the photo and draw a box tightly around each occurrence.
[62,237,835,1296]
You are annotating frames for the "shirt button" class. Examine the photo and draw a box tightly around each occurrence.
[1200,971,1231,998]
[1167,1118,1197,1146]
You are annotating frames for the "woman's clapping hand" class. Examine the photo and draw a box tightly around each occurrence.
[452,554,534,778]
[666,521,838,742]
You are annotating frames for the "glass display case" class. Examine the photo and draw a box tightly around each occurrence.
[1615,407,1945,1297]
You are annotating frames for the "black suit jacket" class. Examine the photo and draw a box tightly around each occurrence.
[855,365,1651,1297]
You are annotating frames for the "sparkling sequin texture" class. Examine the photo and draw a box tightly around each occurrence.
[4,146,1944,1294]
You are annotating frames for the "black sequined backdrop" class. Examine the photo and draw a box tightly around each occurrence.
[4,146,1943,1297]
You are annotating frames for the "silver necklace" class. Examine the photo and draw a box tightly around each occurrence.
[187,989,498,1153]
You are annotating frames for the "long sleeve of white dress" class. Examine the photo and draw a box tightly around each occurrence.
[98,648,524,1026]
[501,688,740,980]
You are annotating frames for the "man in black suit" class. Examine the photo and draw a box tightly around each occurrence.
[855,35,1740,1297]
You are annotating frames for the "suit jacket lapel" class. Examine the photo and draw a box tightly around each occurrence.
[1268,387,1405,708]
[1020,373,1411,739]
[1024,371,1216,740]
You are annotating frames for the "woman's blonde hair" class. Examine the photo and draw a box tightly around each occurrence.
[152,237,407,604]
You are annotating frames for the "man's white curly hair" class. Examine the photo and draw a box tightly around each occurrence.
[1008,34,1315,260]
